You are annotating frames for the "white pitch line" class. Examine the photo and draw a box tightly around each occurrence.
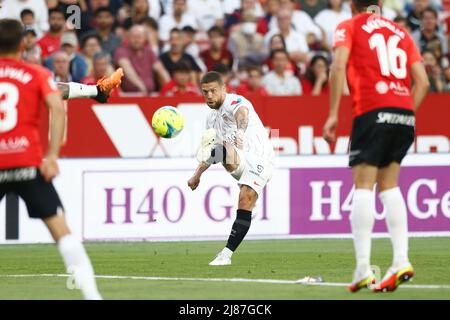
[1,274,450,290]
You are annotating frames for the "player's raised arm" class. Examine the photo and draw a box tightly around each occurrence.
[41,92,65,181]
[323,45,350,144]
[410,61,430,112]
[234,106,249,149]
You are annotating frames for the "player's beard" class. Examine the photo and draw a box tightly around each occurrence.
[206,99,221,110]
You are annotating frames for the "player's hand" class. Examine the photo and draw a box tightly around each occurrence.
[39,156,60,182]
[188,175,201,191]
[323,116,338,144]
[235,129,245,150]
[317,70,328,84]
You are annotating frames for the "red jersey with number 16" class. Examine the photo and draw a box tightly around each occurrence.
[0,58,59,170]
[333,13,422,118]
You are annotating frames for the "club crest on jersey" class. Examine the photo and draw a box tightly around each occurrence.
[231,98,242,107]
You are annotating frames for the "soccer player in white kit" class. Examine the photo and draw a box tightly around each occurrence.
[188,71,275,266]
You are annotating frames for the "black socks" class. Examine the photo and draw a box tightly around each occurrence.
[225,209,252,252]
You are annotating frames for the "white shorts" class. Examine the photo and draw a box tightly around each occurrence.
[230,148,274,197]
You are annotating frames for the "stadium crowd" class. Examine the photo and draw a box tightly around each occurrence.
[1,0,450,96]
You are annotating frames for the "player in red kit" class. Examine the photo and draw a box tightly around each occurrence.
[0,19,102,300]
[323,1,429,293]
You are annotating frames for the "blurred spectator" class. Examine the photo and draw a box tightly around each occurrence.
[296,0,327,19]
[412,7,448,63]
[160,61,202,97]
[131,0,151,23]
[114,25,170,95]
[444,66,450,92]
[92,7,122,58]
[38,8,66,60]
[264,8,309,64]
[225,0,266,32]
[200,26,234,71]
[212,63,236,92]
[81,33,103,75]
[139,16,160,55]
[270,0,323,48]
[264,34,299,75]
[383,0,407,14]
[22,27,42,65]
[423,50,445,92]
[394,16,411,33]
[407,0,431,32]
[258,0,281,35]
[379,0,397,21]
[262,49,303,95]
[158,0,198,43]
[52,51,72,82]
[236,66,269,96]
[301,54,330,96]
[81,52,120,97]
[188,0,224,32]
[181,26,207,71]
[148,0,163,20]
[20,9,43,39]
[181,26,200,59]
[46,32,88,83]
[314,0,351,50]
[228,10,267,68]
[0,0,49,35]
[160,28,202,82]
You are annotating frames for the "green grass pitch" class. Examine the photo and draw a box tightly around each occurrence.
[0,238,449,300]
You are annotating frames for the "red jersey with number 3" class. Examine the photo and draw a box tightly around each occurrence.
[0,58,59,169]
[333,13,422,118]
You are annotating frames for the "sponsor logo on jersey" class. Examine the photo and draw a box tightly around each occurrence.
[0,167,37,183]
[376,112,415,126]
[0,136,30,153]
[375,81,389,94]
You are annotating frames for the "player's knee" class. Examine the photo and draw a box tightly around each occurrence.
[238,186,258,210]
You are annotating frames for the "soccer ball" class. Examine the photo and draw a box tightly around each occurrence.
[151,106,185,138]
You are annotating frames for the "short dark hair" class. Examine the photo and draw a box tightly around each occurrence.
[94,6,112,17]
[138,16,159,31]
[352,0,379,12]
[270,48,289,60]
[0,19,24,54]
[200,71,224,86]
[212,63,230,74]
[207,26,224,37]
[173,61,192,74]
[80,33,101,49]
[170,27,181,36]
[48,7,65,18]
[422,7,438,19]
[20,9,34,19]
[182,25,196,34]
[247,66,263,76]
[393,15,407,24]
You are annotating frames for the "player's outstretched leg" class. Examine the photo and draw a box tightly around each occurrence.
[44,213,102,300]
[374,163,413,292]
[348,164,377,292]
[57,68,123,103]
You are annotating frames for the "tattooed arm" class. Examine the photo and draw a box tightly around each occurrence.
[234,106,249,149]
